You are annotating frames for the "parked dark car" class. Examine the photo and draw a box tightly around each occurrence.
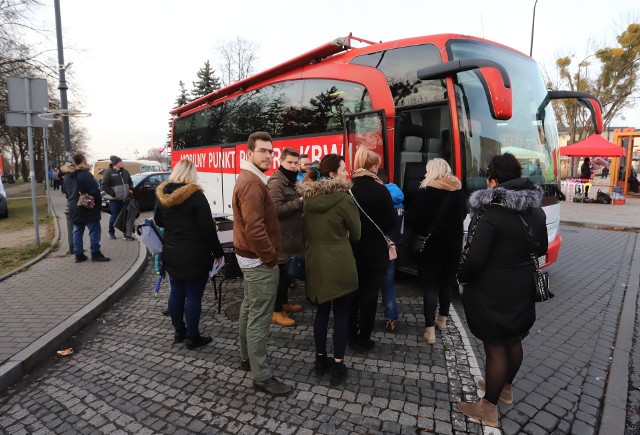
[0,177,7,219]
[102,171,171,213]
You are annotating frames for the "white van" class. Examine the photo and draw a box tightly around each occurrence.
[91,159,163,179]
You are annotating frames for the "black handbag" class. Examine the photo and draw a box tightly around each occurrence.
[286,256,305,281]
[518,215,554,302]
[409,193,450,256]
[409,234,430,255]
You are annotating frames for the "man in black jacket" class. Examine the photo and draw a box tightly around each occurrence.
[102,155,133,240]
[63,154,110,263]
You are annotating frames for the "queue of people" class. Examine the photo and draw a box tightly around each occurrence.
[140,129,546,430]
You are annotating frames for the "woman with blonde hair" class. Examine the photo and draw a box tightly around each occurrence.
[155,159,224,350]
[348,147,396,352]
[406,158,467,345]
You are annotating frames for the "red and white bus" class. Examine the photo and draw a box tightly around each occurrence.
[169,33,603,269]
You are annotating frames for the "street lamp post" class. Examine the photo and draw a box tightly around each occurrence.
[529,0,539,57]
[571,52,600,144]
[54,0,72,162]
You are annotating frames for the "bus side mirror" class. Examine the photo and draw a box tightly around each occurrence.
[540,91,604,134]
[417,58,512,121]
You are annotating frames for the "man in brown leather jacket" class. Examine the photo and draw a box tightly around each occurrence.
[232,131,292,397]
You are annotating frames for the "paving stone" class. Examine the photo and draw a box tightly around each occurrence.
[570,419,596,435]
[0,225,632,434]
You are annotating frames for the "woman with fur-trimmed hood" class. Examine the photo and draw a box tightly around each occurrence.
[456,153,548,427]
[155,159,224,350]
[297,154,361,387]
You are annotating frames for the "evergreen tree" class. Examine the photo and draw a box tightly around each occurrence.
[175,81,190,107]
[191,60,221,100]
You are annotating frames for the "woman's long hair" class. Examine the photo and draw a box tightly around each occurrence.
[169,159,198,184]
[421,158,453,187]
[353,147,380,171]
[305,154,344,181]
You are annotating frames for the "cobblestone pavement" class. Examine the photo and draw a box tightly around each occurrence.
[452,225,639,435]
[0,224,637,434]
[0,189,142,367]
[0,265,485,434]
[626,288,640,435]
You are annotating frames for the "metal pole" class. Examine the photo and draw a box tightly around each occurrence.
[43,127,53,215]
[529,0,539,57]
[54,0,71,162]
[25,78,40,245]
[54,0,74,254]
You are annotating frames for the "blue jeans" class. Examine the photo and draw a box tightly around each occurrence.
[108,200,125,234]
[73,222,102,255]
[168,274,209,338]
[381,260,399,321]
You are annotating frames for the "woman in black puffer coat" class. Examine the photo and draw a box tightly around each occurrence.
[456,153,548,427]
[155,159,224,350]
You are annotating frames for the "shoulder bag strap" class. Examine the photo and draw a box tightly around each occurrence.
[348,189,389,242]
[518,214,541,270]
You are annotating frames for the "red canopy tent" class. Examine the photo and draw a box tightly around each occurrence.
[560,134,625,157]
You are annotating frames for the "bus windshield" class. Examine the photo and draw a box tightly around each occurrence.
[449,40,559,193]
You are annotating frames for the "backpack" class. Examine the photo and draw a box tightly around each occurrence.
[136,218,164,254]
[596,189,612,204]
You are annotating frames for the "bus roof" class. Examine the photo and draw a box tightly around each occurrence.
[170,33,526,118]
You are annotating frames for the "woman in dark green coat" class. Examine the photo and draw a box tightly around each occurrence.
[298,154,361,386]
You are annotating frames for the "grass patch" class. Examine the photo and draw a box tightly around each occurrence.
[0,183,56,274]
[0,240,54,276]
[0,191,50,232]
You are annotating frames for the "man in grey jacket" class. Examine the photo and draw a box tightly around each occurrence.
[102,155,133,240]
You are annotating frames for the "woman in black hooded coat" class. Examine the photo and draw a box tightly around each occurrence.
[155,159,224,350]
[456,153,548,427]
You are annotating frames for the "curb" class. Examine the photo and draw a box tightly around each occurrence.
[0,241,148,392]
[0,210,61,282]
[561,220,640,232]
[600,232,640,434]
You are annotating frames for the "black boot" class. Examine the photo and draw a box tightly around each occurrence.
[314,354,333,376]
[330,361,347,387]
[185,335,212,350]
[91,252,110,262]
[75,253,88,263]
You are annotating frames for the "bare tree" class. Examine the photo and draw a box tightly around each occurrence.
[142,146,169,168]
[546,21,640,143]
[217,36,259,87]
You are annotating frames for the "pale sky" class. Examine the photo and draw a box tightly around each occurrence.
[30,0,639,162]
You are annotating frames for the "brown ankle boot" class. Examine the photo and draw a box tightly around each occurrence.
[423,326,436,345]
[436,315,447,332]
[477,379,514,404]
[457,398,498,427]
